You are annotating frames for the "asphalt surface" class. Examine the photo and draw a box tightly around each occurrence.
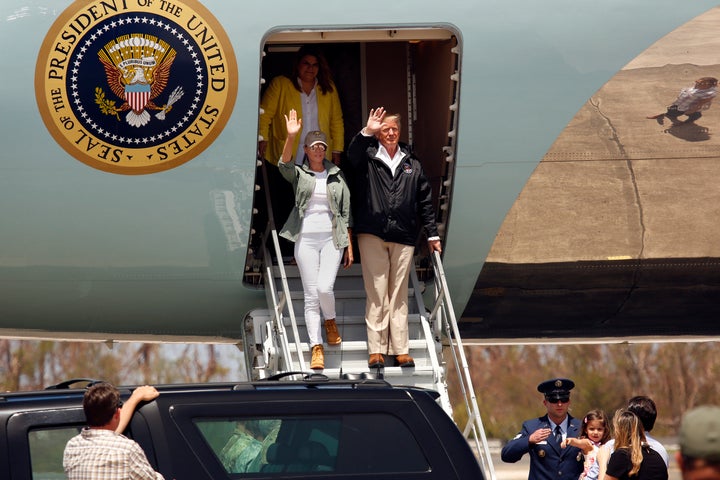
[490,451,681,480]
[463,7,720,340]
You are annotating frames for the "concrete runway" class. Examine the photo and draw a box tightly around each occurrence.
[490,452,681,480]
[463,6,720,339]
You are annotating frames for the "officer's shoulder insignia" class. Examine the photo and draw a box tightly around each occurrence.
[35,0,237,174]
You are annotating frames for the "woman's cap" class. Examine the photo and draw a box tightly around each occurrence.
[304,131,328,148]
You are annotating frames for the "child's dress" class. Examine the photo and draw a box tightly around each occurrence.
[579,442,601,480]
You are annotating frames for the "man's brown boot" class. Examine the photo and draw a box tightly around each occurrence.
[368,353,384,368]
[324,319,342,345]
[310,344,324,370]
[395,354,415,368]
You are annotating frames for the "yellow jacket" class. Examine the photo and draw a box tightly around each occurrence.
[259,76,344,165]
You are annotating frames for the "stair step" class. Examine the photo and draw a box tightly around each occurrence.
[287,341,441,370]
[283,309,422,329]
[270,270,424,295]
[279,331,434,354]
[270,361,440,377]
[281,285,420,298]
[255,368,439,391]
[279,314,426,327]
[286,289,370,300]
[284,299,422,317]
[271,264,364,278]
[307,365,438,378]
[286,339,433,353]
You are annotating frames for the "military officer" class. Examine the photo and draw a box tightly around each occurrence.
[501,378,584,480]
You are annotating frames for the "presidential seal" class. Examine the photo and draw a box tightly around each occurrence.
[35,0,237,174]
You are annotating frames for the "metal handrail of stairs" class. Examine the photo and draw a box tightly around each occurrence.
[257,158,305,372]
[408,262,451,412]
[427,250,496,480]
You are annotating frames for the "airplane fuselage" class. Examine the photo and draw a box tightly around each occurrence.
[2,0,719,342]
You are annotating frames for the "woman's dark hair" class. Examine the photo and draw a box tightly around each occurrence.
[290,46,335,94]
[627,396,657,432]
[581,409,611,444]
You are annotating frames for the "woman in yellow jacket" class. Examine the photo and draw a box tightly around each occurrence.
[258,46,344,166]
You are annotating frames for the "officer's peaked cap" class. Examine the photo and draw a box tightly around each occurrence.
[537,378,575,397]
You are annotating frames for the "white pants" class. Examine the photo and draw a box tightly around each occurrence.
[294,232,343,346]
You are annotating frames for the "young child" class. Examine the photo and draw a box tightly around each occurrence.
[561,409,611,480]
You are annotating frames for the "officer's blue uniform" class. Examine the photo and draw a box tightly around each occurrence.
[501,413,583,480]
[501,378,584,480]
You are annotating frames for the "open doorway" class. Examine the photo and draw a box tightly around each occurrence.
[245,27,460,285]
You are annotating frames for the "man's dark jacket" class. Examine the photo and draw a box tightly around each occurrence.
[347,132,438,247]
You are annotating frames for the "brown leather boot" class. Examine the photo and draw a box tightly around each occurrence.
[395,354,415,367]
[324,319,342,345]
[368,353,384,368]
[310,344,324,370]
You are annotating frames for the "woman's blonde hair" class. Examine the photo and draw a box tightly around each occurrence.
[613,409,646,476]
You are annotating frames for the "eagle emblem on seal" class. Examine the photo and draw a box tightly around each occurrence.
[96,34,183,127]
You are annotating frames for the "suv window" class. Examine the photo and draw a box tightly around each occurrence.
[194,414,429,475]
[29,426,81,480]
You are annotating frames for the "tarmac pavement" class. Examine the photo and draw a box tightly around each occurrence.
[464,7,720,339]
[487,445,681,480]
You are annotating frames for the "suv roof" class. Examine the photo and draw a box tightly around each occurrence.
[0,376,482,479]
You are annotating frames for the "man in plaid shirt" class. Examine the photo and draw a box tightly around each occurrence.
[63,382,165,480]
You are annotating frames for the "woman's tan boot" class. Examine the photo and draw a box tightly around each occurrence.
[310,344,324,370]
[324,319,342,345]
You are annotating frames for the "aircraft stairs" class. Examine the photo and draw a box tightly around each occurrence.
[242,160,496,480]
[244,205,496,480]
[245,256,445,395]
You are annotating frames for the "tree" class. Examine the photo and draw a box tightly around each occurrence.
[0,340,243,392]
[448,341,720,440]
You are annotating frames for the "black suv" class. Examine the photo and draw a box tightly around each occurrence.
[0,376,483,479]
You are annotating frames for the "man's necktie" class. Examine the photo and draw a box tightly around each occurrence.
[554,425,563,445]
